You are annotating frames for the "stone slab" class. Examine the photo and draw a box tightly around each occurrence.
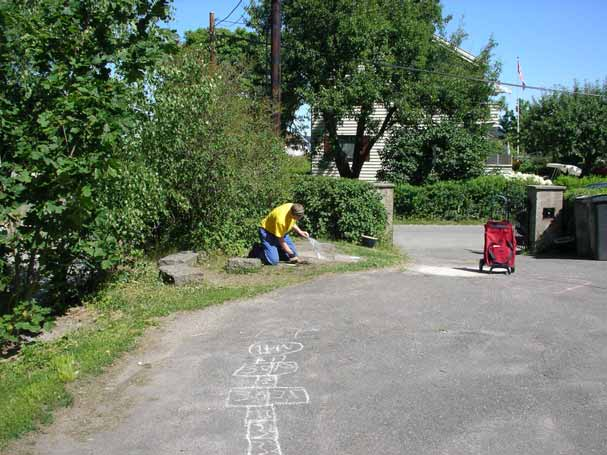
[158,251,198,267]
[226,257,263,273]
[159,264,204,286]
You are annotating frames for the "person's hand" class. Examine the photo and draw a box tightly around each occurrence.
[300,231,310,239]
[288,256,300,264]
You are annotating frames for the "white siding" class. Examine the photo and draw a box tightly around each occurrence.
[311,105,389,182]
[311,102,507,182]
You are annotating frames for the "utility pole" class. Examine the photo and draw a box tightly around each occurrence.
[209,11,216,66]
[271,0,281,134]
[516,97,520,155]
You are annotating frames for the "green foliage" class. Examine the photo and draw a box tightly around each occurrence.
[521,81,607,174]
[554,175,607,189]
[378,121,496,184]
[51,355,79,383]
[516,155,550,175]
[0,301,52,344]
[285,155,311,176]
[564,187,607,201]
[0,0,176,343]
[249,0,499,178]
[139,46,291,255]
[292,176,387,241]
[499,108,520,153]
[395,176,531,221]
[183,27,267,97]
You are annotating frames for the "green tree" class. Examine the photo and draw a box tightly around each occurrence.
[139,46,291,254]
[248,0,499,178]
[0,0,175,317]
[521,81,607,174]
[183,26,268,97]
[499,108,519,153]
[185,27,261,65]
[378,121,498,184]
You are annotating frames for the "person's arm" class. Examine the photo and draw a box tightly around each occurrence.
[292,224,309,239]
[278,237,297,259]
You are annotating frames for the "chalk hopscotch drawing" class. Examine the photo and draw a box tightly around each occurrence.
[226,328,314,455]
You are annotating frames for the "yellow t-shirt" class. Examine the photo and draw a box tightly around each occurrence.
[260,203,296,238]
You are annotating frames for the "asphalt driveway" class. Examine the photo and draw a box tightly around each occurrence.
[10,225,607,455]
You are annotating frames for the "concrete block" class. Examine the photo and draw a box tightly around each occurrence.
[226,257,263,273]
[159,265,204,286]
[158,251,198,267]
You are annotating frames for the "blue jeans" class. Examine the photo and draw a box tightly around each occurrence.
[258,228,298,265]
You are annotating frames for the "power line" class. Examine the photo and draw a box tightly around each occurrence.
[205,30,606,99]
[363,59,606,98]
[219,19,247,26]
[216,0,244,26]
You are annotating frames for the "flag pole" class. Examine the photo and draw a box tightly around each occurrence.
[516,97,520,156]
[516,56,525,157]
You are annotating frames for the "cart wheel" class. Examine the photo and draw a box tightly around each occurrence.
[479,259,484,272]
[511,267,515,274]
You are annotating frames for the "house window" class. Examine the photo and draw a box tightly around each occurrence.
[323,135,370,162]
[339,136,357,161]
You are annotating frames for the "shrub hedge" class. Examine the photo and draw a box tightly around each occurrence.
[394,175,531,221]
[553,175,607,190]
[292,176,387,242]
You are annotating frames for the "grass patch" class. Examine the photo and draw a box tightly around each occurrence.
[0,242,402,449]
[394,216,484,225]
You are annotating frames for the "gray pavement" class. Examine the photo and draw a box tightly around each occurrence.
[12,225,607,455]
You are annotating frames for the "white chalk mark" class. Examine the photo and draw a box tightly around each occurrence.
[226,387,310,408]
[254,375,278,388]
[245,405,282,455]
[554,281,592,295]
[227,388,270,408]
[249,342,303,356]
[234,361,299,377]
[246,406,275,421]
[228,329,312,454]
[255,355,287,363]
[248,438,282,455]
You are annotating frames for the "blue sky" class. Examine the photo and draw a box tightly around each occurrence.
[169,0,607,112]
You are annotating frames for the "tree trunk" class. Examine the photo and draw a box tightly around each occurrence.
[324,106,397,179]
[323,113,354,178]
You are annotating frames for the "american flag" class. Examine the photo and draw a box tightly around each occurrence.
[517,57,526,90]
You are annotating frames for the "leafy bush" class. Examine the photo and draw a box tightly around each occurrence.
[395,175,531,221]
[292,176,387,241]
[554,175,607,189]
[0,0,175,344]
[516,155,551,175]
[378,122,496,185]
[0,301,52,346]
[139,47,292,255]
[285,155,311,176]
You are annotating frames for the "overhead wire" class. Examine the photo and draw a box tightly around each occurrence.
[216,0,244,26]
[362,59,606,98]
[207,28,606,99]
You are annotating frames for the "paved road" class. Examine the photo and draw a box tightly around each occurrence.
[12,225,607,455]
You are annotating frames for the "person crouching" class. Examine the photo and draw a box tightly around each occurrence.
[258,203,309,265]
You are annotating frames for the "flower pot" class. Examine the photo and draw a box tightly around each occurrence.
[361,235,378,248]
